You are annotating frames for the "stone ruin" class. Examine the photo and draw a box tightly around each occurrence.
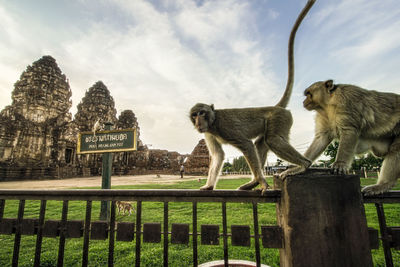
[0,56,75,179]
[184,139,210,175]
[75,81,117,131]
[0,55,209,180]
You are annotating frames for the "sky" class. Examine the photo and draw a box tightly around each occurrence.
[1,0,400,164]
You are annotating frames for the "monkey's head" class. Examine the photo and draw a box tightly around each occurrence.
[189,103,216,133]
[303,80,337,111]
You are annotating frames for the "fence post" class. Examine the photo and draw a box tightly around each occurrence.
[274,169,373,267]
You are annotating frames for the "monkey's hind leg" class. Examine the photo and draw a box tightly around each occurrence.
[266,135,311,179]
[236,140,269,193]
[238,136,271,190]
[238,180,260,190]
[362,152,399,196]
[278,166,304,180]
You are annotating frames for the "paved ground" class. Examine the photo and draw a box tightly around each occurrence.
[0,174,247,189]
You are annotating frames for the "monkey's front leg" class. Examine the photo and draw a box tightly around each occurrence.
[201,134,225,190]
[332,130,358,174]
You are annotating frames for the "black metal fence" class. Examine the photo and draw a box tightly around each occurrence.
[363,192,400,267]
[0,189,399,267]
[0,189,282,267]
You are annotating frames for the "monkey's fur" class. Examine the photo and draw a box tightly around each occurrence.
[290,79,400,195]
[189,0,315,192]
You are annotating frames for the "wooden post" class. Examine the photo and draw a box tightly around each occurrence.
[100,123,113,221]
[274,168,373,267]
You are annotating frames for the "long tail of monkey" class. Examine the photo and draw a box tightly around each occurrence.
[276,0,316,108]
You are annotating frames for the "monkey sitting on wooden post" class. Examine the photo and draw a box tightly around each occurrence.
[284,79,400,195]
[189,0,315,193]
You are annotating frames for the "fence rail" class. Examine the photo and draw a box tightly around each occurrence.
[0,189,281,267]
[0,189,399,266]
[362,191,400,203]
[0,189,280,203]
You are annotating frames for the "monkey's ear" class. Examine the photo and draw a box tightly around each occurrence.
[208,104,216,125]
[325,80,336,93]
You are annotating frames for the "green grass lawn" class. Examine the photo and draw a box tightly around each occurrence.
[0,177,399,267]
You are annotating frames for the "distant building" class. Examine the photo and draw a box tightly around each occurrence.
[0,56,208,180]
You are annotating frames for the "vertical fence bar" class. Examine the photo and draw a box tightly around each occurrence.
[82,200,92,267]
[34,200,47,267]
[135,201,142,267]
[192,202,198,267]
[108,201,116,267]
[0,199,5,221]
[58,200,69,267]
[252,202,261,267]
[222,202,228,267]
[12,199,25,267]
[375,203,393,267]
[163,202,169,267]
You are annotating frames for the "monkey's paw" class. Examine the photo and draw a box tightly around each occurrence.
[261,183,271,195]
[238,181,259,191]
[362,183,395,196]
[330,161,349,175]
[200,185,214,190]
[278,166,305,180]
[254,183,271,195]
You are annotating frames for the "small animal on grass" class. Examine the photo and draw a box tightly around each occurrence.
[189,0,315,193]
[285,79,400,195]
[116,201,135,215]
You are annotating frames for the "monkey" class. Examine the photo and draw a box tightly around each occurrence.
[116,201,135,215]
[189,0,315,192]
[92,119,102,137]
[285,79,400,195]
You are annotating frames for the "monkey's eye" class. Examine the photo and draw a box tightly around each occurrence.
[191,112,197,119]
[199,111,205,116]
[305,91,312,98]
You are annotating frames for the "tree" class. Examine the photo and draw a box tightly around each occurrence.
[352,154,383,170]
[222,162,232,173]
[323,141,339,164]
[323,140,383,170]
[232,156,250,172]
[276,159,283,166]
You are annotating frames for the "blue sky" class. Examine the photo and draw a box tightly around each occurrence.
[1,0,400,163]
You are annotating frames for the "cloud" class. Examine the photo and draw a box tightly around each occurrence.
[29,0,278,153]
[2,0,400,162]
[174,1,252,47]
[0,6,24,45]
[333,20,400,62]
[310,0,400,56]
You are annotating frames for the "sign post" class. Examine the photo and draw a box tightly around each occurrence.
[100,123,113,220]
[77,125,137,220]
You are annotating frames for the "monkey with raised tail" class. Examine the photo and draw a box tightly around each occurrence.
[189,0,316,193]
[286,79,400,195]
